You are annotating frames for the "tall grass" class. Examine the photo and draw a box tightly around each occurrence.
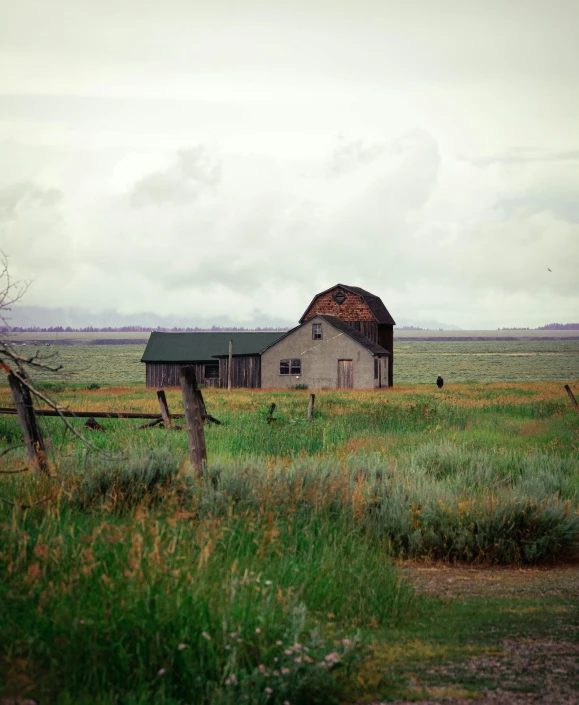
[1,384,578,701]
[0,479,414,703]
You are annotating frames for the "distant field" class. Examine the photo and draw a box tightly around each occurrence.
[5,328,579,345]
[2,339,578,386]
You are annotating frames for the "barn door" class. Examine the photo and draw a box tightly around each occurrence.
[337,359,353,389]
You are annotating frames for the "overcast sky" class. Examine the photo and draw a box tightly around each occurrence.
[1,0,578,328]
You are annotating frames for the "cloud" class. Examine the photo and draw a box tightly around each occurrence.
[0,126,578,329]
[130,147,221,206]
[466,147,579,167]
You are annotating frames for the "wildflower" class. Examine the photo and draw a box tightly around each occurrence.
[293,643,301,651]
[273,670,280,676]
[324,652,340,665]
[284,701,291,705]
[294,657,302,664]
[276,640,283,646]
[79,620,85,625]
[281,667,290,675]
[265,580,272,585]
[258,664,266,673]
[284,649,293,655]
[342,638,352,647]
[255,627,262,634]
[225,673,238,686]
[201,632,211,641]
[237,638,243,643]
[178,643,187,650]
[265,687,273,695]
[273,657,279,662]
[229,632,238,638]
[225,645,231,650]
[157,668,166,676]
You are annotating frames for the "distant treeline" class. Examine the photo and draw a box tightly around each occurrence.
[0,325,289,333]
[499,323,579,331]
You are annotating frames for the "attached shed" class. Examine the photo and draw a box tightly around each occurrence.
[260,315,389,389]
[141,331,284,388]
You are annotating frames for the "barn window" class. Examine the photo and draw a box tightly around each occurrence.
[280,359,301,375]
[312,323,322,340]
[332,290,347,305]
[205,364,219,379]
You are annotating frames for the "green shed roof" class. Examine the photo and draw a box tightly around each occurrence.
[141,331,286,363]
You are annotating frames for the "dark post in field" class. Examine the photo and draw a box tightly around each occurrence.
[564,384,578,410]
[227,339,233,391]
[267,402,276,423]
[179,366,207,476]
[7,370,50,476]
[156,389,173,428]
[85,417,105,432]
[308,393,316,421]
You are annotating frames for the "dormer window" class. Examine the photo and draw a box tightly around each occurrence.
[312,323,322,340]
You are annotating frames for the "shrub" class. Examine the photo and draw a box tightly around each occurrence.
[71,448,185,511]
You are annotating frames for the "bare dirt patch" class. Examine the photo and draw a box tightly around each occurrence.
[370,564,579,704]
[399,562,579,600]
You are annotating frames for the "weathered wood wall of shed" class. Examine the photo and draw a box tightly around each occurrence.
[219,355,261,388]
[378,326,394,386]
[146,363,219,388]
[347,320,379,344]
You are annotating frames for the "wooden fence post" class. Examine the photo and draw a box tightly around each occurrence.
[228,339,233,391]
[564,384,578,410]
[7,370,50,476]
[267,402,276,423]
[179,366,207,476]
[156,389,173,428]
[308,393,316,421]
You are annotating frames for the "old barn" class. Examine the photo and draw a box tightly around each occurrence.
[141,284,395,389]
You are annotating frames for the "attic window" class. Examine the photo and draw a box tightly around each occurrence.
[312,323,322,340]
[333,291,347,305]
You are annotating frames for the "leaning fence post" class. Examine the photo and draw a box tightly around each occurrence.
[267,402,276,423]
[156,389,173,428]
[564,384,578,410]
[179,366,207,476]
[7,370,50,476]
[308,393,316,421]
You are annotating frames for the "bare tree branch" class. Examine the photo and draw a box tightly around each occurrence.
[0,443,24,457]
[0,249,123,465]
[0,494,51,509]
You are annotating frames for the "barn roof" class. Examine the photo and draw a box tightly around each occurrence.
[141,331,286,363]
[259,315,389,356]
[299,284,396,325]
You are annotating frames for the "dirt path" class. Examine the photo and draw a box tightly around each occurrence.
[399,562,579,600]
[374,563,579,705]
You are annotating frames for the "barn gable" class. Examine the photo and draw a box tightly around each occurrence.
[299,284,395,326]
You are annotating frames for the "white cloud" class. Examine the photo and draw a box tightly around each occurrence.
[1,0,578,327]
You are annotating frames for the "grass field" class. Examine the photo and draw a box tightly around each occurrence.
[2,339,578,388]
[1,378,578,703]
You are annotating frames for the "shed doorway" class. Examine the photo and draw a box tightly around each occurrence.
[337,359,353,389]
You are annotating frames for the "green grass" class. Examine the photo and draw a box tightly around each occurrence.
[1,382,578,702]
[2,339,578,387]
